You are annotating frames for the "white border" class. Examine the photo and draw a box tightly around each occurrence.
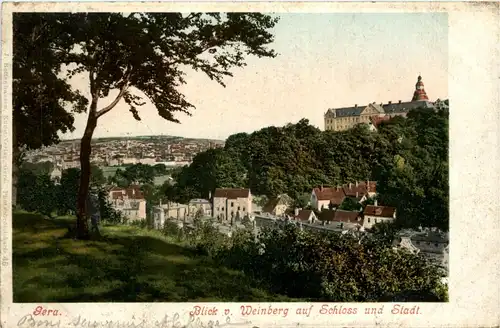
[2,2,500,328]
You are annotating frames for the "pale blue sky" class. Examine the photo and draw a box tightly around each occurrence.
[62,13,448,140]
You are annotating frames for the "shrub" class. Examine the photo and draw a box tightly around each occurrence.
[212,223,447,302]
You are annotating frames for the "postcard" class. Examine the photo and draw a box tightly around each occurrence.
[1,1,499,328]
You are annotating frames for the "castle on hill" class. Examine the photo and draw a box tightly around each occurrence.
[324,76,448,132]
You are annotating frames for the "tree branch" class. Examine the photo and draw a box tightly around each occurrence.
[95,69,132,118]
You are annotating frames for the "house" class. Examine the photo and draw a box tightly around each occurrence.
[213,188,252,223]
[342,181,377,200]
[368,115,391,132]
[362,201,396,229]
[161,202,189,221]
[151,203,189,230]
[109,185,147,221]
[393,229,449,274]
[310,186,345,210]
[319,209,363,230]
[188,198,212,217]
[262,194,293,216]
[293,209,318,224]
[50,165,62,184]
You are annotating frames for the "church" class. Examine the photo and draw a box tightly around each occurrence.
[323,76,443,132]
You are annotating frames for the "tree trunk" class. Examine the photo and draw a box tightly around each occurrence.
[76,100,98,240]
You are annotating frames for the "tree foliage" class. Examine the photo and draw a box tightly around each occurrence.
[12,14,88,205]
[13,13,88,150]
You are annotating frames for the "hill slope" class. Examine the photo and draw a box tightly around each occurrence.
[13,212,292,302]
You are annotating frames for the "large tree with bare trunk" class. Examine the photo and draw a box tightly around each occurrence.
[49,12,278,239]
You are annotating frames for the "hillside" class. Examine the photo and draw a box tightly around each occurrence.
[12,212,293,302]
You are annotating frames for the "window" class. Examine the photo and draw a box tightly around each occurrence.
[243,207,246,212]
[231,202,234,207]
[435,243,439,247]
[375,218,378,223]
[222,207,224,211]
[368,218,371,223]
[238,206,241,210]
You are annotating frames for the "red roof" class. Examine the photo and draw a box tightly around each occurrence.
[213,188,250,199]
[343,182,367,198]
[369,115,391,128]
[364,205,396,218]
[295,209,314,222]
[313,186,345,205]
[110,186,144,200]
[333,210,362,223]
[318,209,361,224]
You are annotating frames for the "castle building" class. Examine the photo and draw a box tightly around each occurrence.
[324,76,436,132]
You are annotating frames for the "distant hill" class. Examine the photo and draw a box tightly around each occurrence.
[61,135,225,144]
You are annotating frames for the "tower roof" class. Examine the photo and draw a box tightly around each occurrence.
[412,75,429,101]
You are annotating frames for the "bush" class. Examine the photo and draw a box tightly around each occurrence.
[212,224,447,302]
[129,219,148,229]
[162,220,184,241]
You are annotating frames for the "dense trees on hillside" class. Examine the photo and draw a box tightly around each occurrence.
[170,109,449,231]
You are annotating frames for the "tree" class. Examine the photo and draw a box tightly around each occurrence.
[90,165,106,186]
[56,168,81,215]
[52,12,278,239]
[17,170,57,217]
[339,197,361,211]
[12,13,87,205]
[20,161,54,176]
[153,163,167,176]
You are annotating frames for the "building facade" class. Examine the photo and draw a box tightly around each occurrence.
[362,201,397,229]
[212,188,252,222]
[109,185,147,221]
[188,199,213,217]
[262,194,293,216]
[324,76,437,132]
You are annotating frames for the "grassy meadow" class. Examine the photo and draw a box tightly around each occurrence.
[12,212,292,302]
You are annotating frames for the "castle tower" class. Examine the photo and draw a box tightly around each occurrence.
[412,75,429,101]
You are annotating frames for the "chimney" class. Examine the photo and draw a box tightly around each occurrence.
[354,104,358,108]
[320,185,323,191]
[294,208,299,216]
[349,183,352,189]
[398,100,402,104]
[355,181,358,187]
[374,199,378,207]
[209,191,212,200]
[356,192,359,198]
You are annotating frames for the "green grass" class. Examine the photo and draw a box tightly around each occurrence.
[13,212,293,302]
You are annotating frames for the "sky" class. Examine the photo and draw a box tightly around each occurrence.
[60,12,448,141]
